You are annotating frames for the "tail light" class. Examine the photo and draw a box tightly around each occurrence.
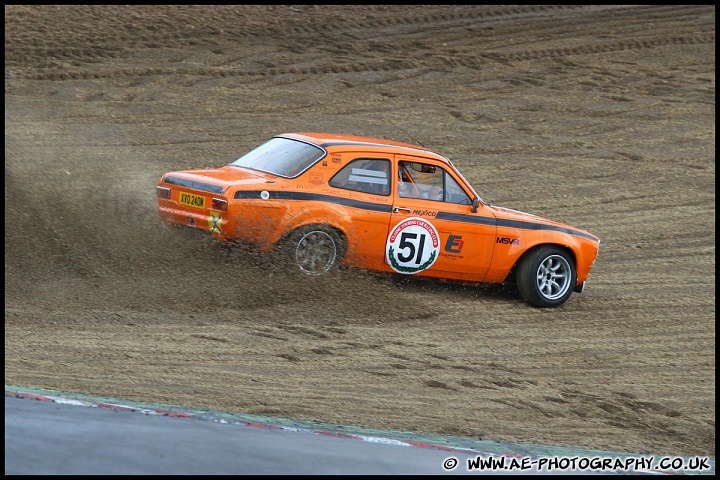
[156,186,171,199]
[211,198,228,211]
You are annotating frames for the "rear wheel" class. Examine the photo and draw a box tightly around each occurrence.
[516,246,576,308]
[285,225,345,276]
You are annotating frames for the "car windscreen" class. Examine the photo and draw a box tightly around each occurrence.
[228,137,325,178]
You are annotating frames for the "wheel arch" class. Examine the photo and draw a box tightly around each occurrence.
[505,242,578,286]
[274,202,353,250]
[277,222,348,253]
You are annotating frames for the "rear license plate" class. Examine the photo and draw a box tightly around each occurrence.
[179,192,206,209]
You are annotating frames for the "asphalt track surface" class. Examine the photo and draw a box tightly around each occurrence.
[5,387,714,475]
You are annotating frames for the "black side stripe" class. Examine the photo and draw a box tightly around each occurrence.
[234,190,393,213]
[436,211,496,227]
[436,212,598,242]
[233,191,599,242]
[496,219,599,242]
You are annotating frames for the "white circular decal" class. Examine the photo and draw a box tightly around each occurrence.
[260,190,270,200]
[386,217,440,274]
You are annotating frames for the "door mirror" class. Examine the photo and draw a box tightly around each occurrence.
[471,196,480,213]
[409,162,436,174]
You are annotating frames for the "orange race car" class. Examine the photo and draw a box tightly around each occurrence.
[156,133,600,307]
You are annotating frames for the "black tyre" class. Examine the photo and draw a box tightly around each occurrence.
[284,225,345,276]
[516,246,576,308]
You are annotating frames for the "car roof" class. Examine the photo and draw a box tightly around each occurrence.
[278,132,448,161]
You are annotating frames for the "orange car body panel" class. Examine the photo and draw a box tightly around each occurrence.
[156,132,600,286]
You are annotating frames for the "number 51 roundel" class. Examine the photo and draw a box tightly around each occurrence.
[386,217,440,274]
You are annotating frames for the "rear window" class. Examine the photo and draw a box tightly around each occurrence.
[229,137,325,178]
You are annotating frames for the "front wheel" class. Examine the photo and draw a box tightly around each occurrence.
[284,225,345,276]
[516,246,576,308]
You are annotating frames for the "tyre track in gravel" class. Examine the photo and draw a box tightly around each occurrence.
[6,5,714,82]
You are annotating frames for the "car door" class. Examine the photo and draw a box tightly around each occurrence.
[386,156,497,282]
[327,156,394,271]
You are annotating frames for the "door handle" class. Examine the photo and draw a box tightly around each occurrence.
[393,207,411,213]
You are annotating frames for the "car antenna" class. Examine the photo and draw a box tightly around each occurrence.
[386,121,425,147]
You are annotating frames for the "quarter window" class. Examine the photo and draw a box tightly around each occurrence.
[329,158,391,196]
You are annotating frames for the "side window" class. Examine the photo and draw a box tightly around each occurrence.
[443,171,471,205]
[398,162,442,200]
[398,161,471,204]
[329,158,391,196]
